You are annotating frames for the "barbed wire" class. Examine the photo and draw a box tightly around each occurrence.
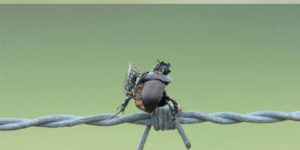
[1,109,300,131]
[1,108,299,150]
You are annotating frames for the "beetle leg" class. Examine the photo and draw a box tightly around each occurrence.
[158,96,176,120]
[161,91,179,118]
[110,95,133,119]
[163,91,179,113]
[169,98,179,114]
[165,100,176,120]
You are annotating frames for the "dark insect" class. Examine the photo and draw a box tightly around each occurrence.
[111,60,179,120]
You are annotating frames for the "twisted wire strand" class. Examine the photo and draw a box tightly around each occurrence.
[1,110,300,131]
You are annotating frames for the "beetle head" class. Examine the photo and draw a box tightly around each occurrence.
[153,60,171,75]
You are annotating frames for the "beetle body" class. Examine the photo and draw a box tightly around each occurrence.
[133,71,173,113]
[112,60,179,120]
[134,80,165,113]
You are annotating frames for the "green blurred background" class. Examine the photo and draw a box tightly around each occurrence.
[1,5,300,150]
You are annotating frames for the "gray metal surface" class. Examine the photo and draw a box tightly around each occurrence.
[1,109,300,131]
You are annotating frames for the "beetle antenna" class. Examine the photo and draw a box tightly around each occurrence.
[157,59,160,63]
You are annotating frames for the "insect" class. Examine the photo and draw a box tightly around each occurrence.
[111,60,179,120]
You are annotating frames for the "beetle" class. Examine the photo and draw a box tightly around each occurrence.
[111,60,179,120]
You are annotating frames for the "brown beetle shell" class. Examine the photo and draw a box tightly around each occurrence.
[133,84,146,112]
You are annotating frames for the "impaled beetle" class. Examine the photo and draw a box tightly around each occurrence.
[111,60,179,120]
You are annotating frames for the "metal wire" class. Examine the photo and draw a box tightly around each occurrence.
[1,108,300,150]
[1,110,300,131]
